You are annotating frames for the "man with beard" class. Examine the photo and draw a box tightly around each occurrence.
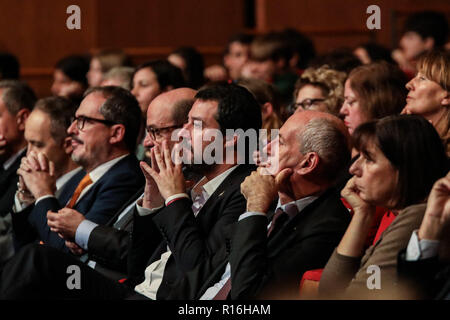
[14,86,144,252]
[0,83,262,299]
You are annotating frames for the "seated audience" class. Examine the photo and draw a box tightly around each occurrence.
[353,42,394,65]
[53,88,196,281]
[51,55,90,106]
[402,50,450,156]
[100,66,134,90]
[291,65,346,117]
[131,60,185,160]
[165,110,352,300]
[340,62,408,139]
[0,83,262,300]
[308,48,362,75]
[319,115,448,299]
[279,28,316,75]
[241,31,299,108]
[392,11,449,77]
[0,80,36,217]
[168,47,205,89]
[204,33,254,83]
[236,77,282,140]
[397,171,450,299]
[87,49,131,88]
[15,86,144,252]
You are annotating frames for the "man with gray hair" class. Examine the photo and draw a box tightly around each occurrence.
[165,110,353,300]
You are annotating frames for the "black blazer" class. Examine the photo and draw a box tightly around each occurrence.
[10,169,85,250]
[166,186,351,300]
[27,154,144,252]
[397,249,450,299]
[86,186,144,277]
[126,164,255,300]
[0,149,26,217]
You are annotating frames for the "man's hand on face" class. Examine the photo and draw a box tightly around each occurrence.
[17,151,56,199]
[140,146,165,209]
[47,208,86,240]
[241,167,279,214]
[141,140,185,201]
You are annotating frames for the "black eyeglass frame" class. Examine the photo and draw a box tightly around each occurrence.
[145,124,183,140]
[71,115,117,131]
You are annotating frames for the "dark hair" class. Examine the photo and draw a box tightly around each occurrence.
[348,62,408,120]
[55,55,90,88]
[84,86,142,152]
[250,31,293,63]
[353,115,448,209]
[0,53,20,80]
[0,80,37,114]
[280,28,316,69]
[131,60,185,91]
[309,48,362,74]
[34,96,77,144]
[195,83,262,161]
[404,11,449,47]
[170,47,205,89]
[356,42,395,64]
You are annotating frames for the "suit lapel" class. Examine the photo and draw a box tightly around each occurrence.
[109,186,144,227]
[195,165,254,220]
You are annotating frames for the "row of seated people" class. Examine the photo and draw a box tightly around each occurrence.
[0,70,448,299]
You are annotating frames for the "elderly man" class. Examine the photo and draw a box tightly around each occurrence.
[16,86,144,252]
[164,110,353,300]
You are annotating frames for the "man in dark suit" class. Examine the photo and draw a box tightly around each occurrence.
[0,80,36,217]
[10,96,82,250]
[165,110,352,300]
[0,80,36,265]
[397,171,450,300]
[15,86,144,252]
[0,83,262,299]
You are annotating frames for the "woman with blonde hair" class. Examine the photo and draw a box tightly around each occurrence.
[292,65,346,116]
[403,50,450,156]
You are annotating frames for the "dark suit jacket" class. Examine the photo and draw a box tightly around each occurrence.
[126,164,255,300]
[10,169,85,250]
[27,154,144,252]
[0,149,26,217]
[166,186,351,300]
[87,186,144,278]
[397,249,450,299]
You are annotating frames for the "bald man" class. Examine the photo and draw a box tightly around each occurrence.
[61,88,196,280]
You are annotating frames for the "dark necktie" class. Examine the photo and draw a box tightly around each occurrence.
[212,203,298,300]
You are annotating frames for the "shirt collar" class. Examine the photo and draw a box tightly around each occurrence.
[190,165,238,200]
[3,147,26,171]
[88,154,129,182]
[56,167,83,190]
[276,195,319,219]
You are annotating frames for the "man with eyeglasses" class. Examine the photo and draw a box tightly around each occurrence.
[14,86,144,253]
[55,88,197,280]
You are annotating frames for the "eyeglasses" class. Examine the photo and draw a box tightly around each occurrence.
[290,98,326,112]
[146,124,183,140]
[71,115,117,131]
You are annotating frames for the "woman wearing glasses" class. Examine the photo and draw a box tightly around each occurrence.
[291,65,346,117]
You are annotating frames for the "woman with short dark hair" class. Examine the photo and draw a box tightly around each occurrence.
[319,115,448,299]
